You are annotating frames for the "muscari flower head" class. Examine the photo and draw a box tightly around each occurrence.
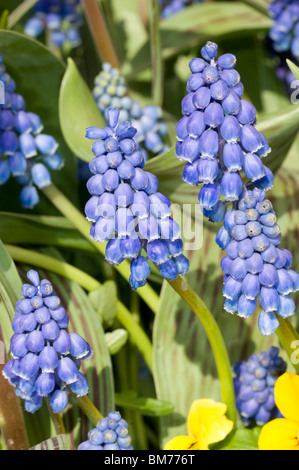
[266,0,299,93]
[164,398,233,450]
[85,107,189,290]
[92,63,169,163]
[259,372,299,450]
[24,0,83,52]
[216,188,299,335]
[269,0,299,60]
[160,0,205,19]
[233,346,287,426]
[2,270,92,414]
[0,54,64,209]
[176,41,272,223]
[78,411,133,450]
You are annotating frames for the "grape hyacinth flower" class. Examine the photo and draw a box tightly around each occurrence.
[216,188,299,335]
[2,270,92,414]
[0,54,64,209]
[176,41,272,223]
[24,0,83,52]
[92,63,169,163]
[234,347,287,426]
[269,0,299,60]
[78,411,133,450]
[85,107,189,289]
[160,0,204,19]
[266,0,299,93]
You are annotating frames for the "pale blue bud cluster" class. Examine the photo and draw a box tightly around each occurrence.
[78,411,133,450]
[24,0,82,51]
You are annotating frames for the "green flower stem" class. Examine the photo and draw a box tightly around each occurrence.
[0,10,9,29]
[81,0,120,69]
[73,395,103,427]
[0,364,29,450]
[42,184,160,314]
[168,276,237,426]
[147,0,164,107]
[7,0,40,29]
[46,399,66,435]
[275,315,299,374]
[5,244,153,372]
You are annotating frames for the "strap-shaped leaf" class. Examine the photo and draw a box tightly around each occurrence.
[29,434,71,451]
[59,58,106,163]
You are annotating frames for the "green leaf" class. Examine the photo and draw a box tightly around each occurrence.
[0,30,78,212]
[0,239,22,311]
[122,2,272,78]
[212,428,259,451]
[59,58,105,163]
[0,240,22,353]
[7,0,41,29]
[287,59,299,80]
[0,212,95,252]
[105,329,129,355]
[88,280,117,327]
[115,391,175,417]
[29,434,71,451]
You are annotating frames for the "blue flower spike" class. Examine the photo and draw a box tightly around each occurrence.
[78,411,134,450]
[234,347,287,426]
[177,41,273,223]
[2,270,92,414]
[0,55,64,208]
[24,0,83,53]
[85,108,189,289]
[267,1,299,92]
[216,188,299,335]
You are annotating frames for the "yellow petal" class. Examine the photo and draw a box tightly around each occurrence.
[258,418,299,450]
[275,373,299,422]
[187,399,233,446]
[164,436,197,450]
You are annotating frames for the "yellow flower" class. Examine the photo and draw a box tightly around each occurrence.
[164,399,233,450]
[258,372,299,450]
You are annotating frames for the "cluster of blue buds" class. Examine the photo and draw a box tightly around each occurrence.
[0,54,64,208]
[176,41,272,223]
[85,107,189,290]
[92,63,169,163]
[266,1,299,93]
[216,188,299,335]
[269,0,299,59]
[234,347,287,426]
[78,412,133,450]
[24,0,82,52]
[159,0,204,19]
[2,270,92,414]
